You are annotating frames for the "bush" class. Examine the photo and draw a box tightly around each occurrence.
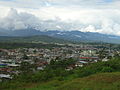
[101,67,114,72]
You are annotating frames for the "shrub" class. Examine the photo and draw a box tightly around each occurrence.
[101,67,114,72]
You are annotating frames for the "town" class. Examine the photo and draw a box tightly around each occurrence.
[0,43,119,82]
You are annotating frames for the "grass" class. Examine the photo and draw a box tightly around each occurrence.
[2,57,120,90]
[19,72,120,90]
[58,72,120,90]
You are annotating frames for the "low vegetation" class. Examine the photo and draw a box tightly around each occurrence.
[25,72,120,90]
[1,57,120,90]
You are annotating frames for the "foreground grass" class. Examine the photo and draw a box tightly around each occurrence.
[2,57,120,90]
[21,72,120,90]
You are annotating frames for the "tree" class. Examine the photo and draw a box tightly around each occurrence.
[19,62,32,73]
[22,54,29,59]
[101,67,114,72]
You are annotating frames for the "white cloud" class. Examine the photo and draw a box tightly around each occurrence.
[0,0,120,36]
[0,0,120,9]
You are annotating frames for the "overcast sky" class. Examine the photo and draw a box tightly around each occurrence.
[0,0,120,36]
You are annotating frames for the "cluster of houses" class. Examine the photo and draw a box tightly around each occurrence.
[0,44,117,81]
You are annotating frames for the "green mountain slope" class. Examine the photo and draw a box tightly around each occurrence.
[0,35,70,44]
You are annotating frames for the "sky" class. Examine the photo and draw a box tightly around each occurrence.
[0,0,120,36]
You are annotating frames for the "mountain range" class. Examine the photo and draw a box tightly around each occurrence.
[0,29,120,44]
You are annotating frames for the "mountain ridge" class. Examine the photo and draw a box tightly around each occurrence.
[0,29,120,44]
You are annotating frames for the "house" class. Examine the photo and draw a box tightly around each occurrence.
[36,61,48,70]
[0,63,8,68]
[8,63,20,67]
[0,74,12,79]
[75,62,84,67]
[0,74,12,82]
[37,67,44,70]
[66,64,76,71]
[79,57,99,62]
[102,57,109,62]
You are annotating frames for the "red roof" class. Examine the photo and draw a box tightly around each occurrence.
[36,61,48,66]
[80,57,98,59]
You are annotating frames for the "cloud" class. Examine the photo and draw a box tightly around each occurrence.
[0,0,120,9]
[0,8,72,31]
[0,0,50,9]
[0,0,120,36]
[0,8,40,30]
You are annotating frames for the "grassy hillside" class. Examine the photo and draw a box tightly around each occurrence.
[1,72,120,90]
[58,72,120,90]
[22,72,120,90]
[1,57,120,90]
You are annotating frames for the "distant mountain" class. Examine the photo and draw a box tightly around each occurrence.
[0,29,120,44]
[0,31,9,36]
